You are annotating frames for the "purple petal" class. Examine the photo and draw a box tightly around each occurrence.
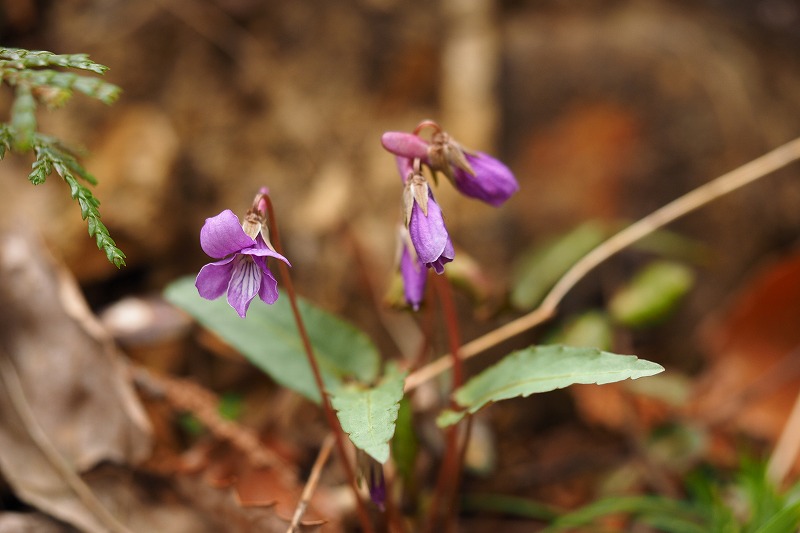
[401,245,427,310]
[381,132,430,160]
[427,237,454,274]
[226,255,261,317]
[195,256,235,300]
[368,462,386,510]
[395,156,414,183]
[240,235,291,266]
[452,153,519,207]
[253,257,280,304]
[200,210,255,259]
[408,192,449,265]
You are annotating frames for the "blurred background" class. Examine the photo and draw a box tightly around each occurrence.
[3,0,800,529]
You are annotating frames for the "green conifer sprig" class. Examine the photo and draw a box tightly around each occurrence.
[0,48,109,75]
[1,47,125,267]
[0,124,12,160]
[29,135,126,267]
[4,68,120,106]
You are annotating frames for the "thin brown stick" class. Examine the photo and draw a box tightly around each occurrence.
[405,136,800,392]
[768,387,800,486]
[287,434,335,533]
[131,365,293,474]
[0,352,135,533]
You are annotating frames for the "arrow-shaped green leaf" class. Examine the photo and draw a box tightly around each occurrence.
[330,364,406,463]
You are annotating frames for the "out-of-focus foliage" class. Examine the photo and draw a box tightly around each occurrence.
[609,260,695,327]
[545,458,800,532]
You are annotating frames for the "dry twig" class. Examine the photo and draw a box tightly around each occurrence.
[405,136,800,392]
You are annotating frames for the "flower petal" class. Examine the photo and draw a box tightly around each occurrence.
[226,255,261,317]
[395,156,414,183]
[200,210,255,259]
[253,257,280,304]
[453,153,519,206]
[240,235,291,265]
[401,245,427,310]
[408,192,449,265]
[427,237,454,274]
[381,132,430,160]
[195,256,235,300]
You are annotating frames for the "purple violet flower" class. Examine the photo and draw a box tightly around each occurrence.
[357,450,387,510]
[368,461,387,510]
[450,152,519,207]
[404,175,454,275]
[195,209,290,317]
[382,130,519,206]
[400,231,427,310]
[381,131,429,161]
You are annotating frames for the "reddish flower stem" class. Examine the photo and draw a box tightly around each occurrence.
[263,195,374,533]
[413,119,441,137]
[425,274,466,532]
[434,274,463,391]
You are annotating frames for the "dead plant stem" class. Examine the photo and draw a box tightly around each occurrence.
[287,433,335,533]
[405,136,800,392]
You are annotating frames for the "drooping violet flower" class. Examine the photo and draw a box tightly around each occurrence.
[399,228,427,310]
[195,209,290,317]
[356,450,387,510]
[448,151,519,207]
[403,170,454,275]
[381,129,519,206]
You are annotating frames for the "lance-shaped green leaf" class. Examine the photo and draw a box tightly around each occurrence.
[164,276,380,403]
[330,364,406,464]
[511,222,607,311]
[545,311,614,351]
[440,345,664,426]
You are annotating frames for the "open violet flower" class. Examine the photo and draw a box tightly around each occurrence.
[195,209,290,317]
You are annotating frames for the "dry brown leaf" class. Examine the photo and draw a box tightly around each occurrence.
[693,251,800,441]
[0,513,70,533]
[0,230,151,532]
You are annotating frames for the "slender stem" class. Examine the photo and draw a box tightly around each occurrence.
[287,433,335,533]
[405,136,800,392]
[425,275,465,532]
[413,119,441,137]
[383,468,408,533]
[768,385,800,486]
[446,415,474,533]
[264,196,375,533]
[434,274,463,390]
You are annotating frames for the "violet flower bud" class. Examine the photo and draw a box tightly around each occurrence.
[399,229,427,310]
[451,152,519,207]
[356,450,387,510]
[381,131,430,161]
